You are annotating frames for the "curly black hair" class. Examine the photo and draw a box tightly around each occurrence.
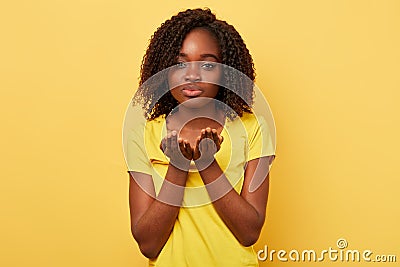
[134,8,256,120]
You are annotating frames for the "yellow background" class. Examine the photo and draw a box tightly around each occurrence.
[1,0,399,266]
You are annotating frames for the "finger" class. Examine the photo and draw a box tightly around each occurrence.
[166,133,171,151]
[160,138,166,151]
[193,137,201,160]
[171,131,178,151]
[178,137,185,154]
[211,129,219,144]
[204,129,215,153]
[208,137,215,153]
[184,140,191,153]
[200,129,206,140]
[184,140,193,158]
[205,127,212,139]
[195,136,201,151]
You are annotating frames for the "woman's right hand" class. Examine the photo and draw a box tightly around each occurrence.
[160,130,193,171]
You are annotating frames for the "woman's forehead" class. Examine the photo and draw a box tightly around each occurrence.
[179,28,221,60]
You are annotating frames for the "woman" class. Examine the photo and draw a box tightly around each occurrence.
[125,8,275,267]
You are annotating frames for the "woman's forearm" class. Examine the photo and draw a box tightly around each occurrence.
[196,159,266,246]
[132,165,188,258]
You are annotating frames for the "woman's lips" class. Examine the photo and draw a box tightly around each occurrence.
[182,88,202,97]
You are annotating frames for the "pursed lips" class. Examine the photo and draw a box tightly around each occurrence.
[181,84,203,97]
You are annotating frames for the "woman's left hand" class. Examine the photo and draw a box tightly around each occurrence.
[193,127,224,163]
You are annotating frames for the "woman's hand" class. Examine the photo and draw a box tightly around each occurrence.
[193,127,224,166]
[160,130,193,170]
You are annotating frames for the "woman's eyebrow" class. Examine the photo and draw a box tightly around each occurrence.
[178,53,220,61]
[200,53,220,61]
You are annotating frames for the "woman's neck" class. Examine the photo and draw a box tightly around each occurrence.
[170,102,225,131]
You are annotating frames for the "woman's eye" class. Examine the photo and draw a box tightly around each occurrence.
[176,62,187,68]
[201,62,216,70]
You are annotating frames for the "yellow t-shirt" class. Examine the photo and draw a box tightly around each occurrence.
[126,111,275,267]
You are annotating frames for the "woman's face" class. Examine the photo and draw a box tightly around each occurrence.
[168,27,222,108]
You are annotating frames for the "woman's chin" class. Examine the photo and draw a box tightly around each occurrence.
[179,97,214,109]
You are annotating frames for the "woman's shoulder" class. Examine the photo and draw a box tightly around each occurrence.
[143,114,166,130]
[234,111,270,137]
[238,111,262,126]
[148,114,166,123]
[143,114,167,140]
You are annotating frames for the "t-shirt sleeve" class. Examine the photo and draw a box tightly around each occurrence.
[125,126,153,175]
[247,115,276,162]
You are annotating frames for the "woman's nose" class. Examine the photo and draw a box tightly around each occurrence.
[184,62,201,82]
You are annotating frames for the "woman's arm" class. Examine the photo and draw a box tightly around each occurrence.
[129,166,186,259]
[129,132,192,259]
[193,127,272,246]
[195,156,271,247]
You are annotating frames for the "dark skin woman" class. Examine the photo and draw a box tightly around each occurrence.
[127,8,274,266]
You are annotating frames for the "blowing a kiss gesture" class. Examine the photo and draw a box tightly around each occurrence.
[160,126,224,170]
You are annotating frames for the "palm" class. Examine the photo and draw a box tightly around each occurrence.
[193,127,223,161]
